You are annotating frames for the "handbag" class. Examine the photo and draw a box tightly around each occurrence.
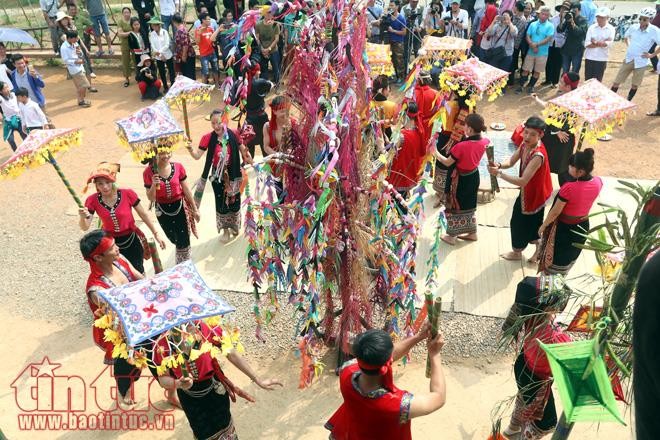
[482,27,509,64]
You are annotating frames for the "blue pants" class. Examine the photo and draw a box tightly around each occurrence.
[161,15,172,35]
[561,51,583,75]
[259,49,281,83]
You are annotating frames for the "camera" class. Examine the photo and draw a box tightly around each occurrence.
[565,11,574,21]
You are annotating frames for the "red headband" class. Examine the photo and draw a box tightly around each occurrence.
[357,358,389,374]
[357,357,395,391]
[85,236,115,261]
[270,101,288,111]
[561,73,579,90]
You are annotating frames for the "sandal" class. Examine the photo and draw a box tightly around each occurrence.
[647,110,660,117]
[123,80,130,87]
[88,87,98,93]
[78,100,91,107]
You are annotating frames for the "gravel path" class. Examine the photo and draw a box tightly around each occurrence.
[219,289,512,363]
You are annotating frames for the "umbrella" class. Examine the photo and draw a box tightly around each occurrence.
[417,35,472,68]
[115,99,185,163]
[365,43,395,78]
[543,78,636,148]
[0,27,39,46]
[163,76,215,139]
[95,260,236,347]
[438,57,508,110]
[0,128,84,208]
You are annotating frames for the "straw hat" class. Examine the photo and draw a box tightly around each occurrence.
[55,11,72,22]
[137,54,152,67]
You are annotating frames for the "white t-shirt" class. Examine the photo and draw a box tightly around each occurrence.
[19,99,48,129]
[584,23,615,62]
[159,0,178,16]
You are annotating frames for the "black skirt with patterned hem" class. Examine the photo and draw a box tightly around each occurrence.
[177,379,235,440]
[538,219,589,275]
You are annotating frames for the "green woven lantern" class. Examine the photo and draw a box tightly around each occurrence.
[540,339,625,425]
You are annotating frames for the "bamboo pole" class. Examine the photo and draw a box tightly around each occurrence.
[148,239,164,273]
[486,144,499,193]
[181,98,191,140]
[425,296,441,378]
[44,150,84,209]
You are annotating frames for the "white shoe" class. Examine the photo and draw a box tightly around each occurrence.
[90,72,97,78]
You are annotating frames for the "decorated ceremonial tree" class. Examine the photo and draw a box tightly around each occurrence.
[240,0,430,386]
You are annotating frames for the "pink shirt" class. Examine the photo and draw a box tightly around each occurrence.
[85,188,140,236]
[450,137,489,173]
[558,176,603,218]
[143,162,187,204]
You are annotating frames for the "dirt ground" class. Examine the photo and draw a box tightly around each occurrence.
[0,46,655,439]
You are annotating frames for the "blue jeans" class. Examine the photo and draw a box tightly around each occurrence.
[200,54,219,76]
[259,49,281,83]
[91,14,110,36]
[161,15,172,34]
[561,51,583,75]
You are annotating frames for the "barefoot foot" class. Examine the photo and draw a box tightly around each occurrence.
[501,251,523,261]
[440,234,457,245]
[457,233,478,241]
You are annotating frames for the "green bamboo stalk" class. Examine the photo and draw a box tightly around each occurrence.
[425,297,441,378]
[45,150,84,208]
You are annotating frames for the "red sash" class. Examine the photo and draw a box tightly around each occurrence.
[519,142,553,214]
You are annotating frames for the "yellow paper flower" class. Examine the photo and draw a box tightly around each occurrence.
[103,329,123,345]
[112,343,129,359]
[94,314,112,329]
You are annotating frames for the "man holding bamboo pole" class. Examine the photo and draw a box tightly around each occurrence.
[325,327,447,439]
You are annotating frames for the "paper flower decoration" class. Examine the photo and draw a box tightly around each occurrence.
[543,79,636,144]
[365,43,395,78]
[115,100,185,162]
[540,339,625,424]
[163,75,215,108]
[0,128,81,179]
[439,57,508,109]
[96,260,235,346]
[419,35,472,67]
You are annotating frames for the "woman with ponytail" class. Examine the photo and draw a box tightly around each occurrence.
[537,148,602,274]
[433,113,490,245]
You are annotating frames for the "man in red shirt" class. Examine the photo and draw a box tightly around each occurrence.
[326,327,447,440]
[195,12,221,87]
